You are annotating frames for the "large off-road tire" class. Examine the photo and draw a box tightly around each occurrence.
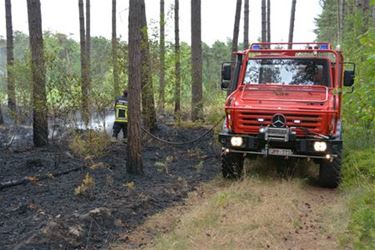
[222,152,244,179]
[319,150,342,188]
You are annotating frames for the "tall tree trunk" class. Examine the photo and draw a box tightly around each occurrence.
[112,0,119,97]
[231,0,242,78]
[127,0,143,175]
[5,0,16,120]
[288,0,297,49]
[158,0,165,112]
[267,0,271,43]
[85,0,91,120]
[261,0,267,42]
[140,0,157,131]
[337,0,342,44]
[174,0,181,115]
[243,0,249,49]
[0,106,3,125]
[363,0,370,27]
[78,0,89,126]
[362,0,369,11]
[27,0,48,147]
[357,0,370,28]
[191,0,203,121]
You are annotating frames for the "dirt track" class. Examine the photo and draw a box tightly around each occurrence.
[115,171,348,250]
[0,124,220,249]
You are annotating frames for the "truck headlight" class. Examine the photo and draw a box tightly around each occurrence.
[314,141,327,152]
[230,137,243,147]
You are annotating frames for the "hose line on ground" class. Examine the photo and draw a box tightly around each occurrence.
[141,116,225,146]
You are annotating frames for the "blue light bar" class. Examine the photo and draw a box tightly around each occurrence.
[319,43,329,50]
[252,44,261,50]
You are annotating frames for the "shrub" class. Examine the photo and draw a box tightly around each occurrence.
[69,130,110,158]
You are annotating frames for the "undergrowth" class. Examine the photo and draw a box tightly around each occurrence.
[69,129,110,158]
[341,147,375,249]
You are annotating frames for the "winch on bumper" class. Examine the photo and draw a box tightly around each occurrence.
[219,126,342,160]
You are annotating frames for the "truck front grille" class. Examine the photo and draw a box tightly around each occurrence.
[237,111,324,135]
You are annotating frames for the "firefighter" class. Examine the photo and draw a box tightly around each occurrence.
[112,90,128,142]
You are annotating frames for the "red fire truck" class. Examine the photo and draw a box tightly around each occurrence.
[219,42,355,188]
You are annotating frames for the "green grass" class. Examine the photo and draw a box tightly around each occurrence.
[341,147,375,249]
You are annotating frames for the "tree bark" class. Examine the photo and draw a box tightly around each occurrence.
[231,0,242,78]
[86,0,91,80]
[127,0,143,175]
[191,0,203,121]
[0,105,3,125]
[5,0,16,120]
[85,0,91,121]
[362,0,369,11]
[243,0,249,49]
[158,0,165,112]
[261,0,267,42]
[288,0,296,49]
[362,0,370,27]
[78,0,89,126]
[112,0,119,97]
[174,0,181,114]
[140,0,157,131]
[267,0,271,43]
[27,0,48,147]
[337,0,342,45]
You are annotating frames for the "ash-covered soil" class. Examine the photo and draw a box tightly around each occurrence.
[0,124,220,249]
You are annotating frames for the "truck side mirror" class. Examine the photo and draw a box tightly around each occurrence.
[343,70,355,87]
[221,62,231,89]
[343,62,356,87]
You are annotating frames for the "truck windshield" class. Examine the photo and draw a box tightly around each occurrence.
[244,58,331,86]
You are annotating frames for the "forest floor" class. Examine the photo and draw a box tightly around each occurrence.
[114,173,350,250]
[0,123,220,249]
[0,122,351,250]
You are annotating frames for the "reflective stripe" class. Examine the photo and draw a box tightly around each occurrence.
[115,104,128,122]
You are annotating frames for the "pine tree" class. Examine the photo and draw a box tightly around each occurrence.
[267,0,271,42]
[0,106,3,125]
[5,0,16,120]
[112,0,119,97]
[191,0,203,121]
[127,0,143,174]
[261,0,267,42]
[243,0,249,49]
[140,0,157,131]
[27,0,48,147]
[288,0,297,49]
[78,0,89,126]
[231,0,242,80]
[174,0,181,115]
[86,0,91,89]
[159,0,165,112]
[337,0,344,44]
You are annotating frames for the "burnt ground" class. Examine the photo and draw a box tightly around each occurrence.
[0,124,220,249]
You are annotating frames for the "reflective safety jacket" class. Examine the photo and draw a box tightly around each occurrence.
[114,96,128,123]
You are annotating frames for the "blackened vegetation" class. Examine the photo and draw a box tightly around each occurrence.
[0,125,220,249]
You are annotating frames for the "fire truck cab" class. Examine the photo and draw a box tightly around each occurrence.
[219,42,355,188]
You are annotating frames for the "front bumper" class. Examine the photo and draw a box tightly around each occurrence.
[219,129,342,160]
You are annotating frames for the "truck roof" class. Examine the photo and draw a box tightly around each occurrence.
[244,42,340,62]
